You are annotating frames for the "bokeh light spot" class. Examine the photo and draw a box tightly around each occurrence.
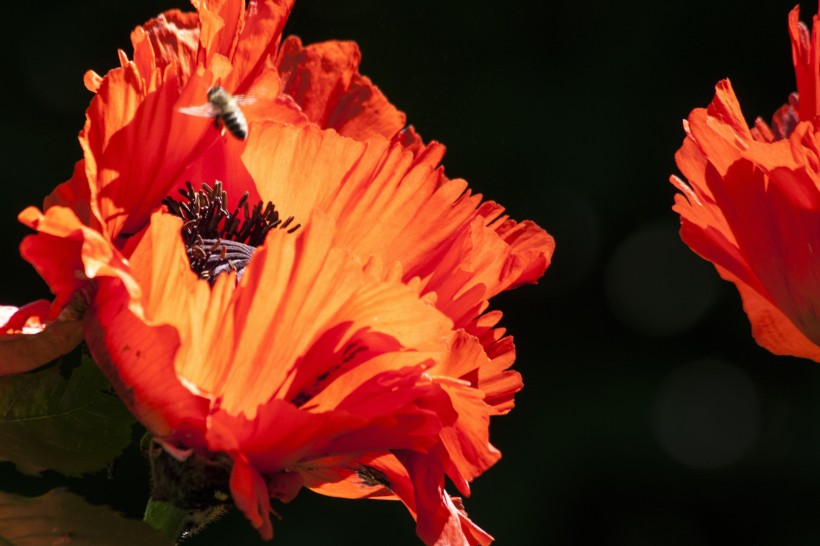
[605,220,719,336]
[654,358,760,469]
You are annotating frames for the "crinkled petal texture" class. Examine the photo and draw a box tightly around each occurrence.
[672,76,820,361]
[10,0,554,544]
[50,0,416,242]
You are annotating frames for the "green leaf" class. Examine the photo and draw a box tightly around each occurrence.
[0,489,172,546]
[0,351,135,476]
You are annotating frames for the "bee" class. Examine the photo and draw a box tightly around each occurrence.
[178,86,255,140]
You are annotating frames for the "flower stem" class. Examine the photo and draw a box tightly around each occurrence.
[143,497,188,543]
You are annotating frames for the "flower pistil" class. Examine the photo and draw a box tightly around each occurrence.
[163,181,300,283]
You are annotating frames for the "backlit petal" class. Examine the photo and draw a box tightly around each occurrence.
[671,3,820,361]
[0,301,83,375]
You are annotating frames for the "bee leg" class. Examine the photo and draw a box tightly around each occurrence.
[212,117,227,137]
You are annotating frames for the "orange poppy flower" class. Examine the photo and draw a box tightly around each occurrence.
[671,4,820,362]
[3,0,554,543]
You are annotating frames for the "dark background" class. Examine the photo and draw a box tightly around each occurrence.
[2,1,820,544]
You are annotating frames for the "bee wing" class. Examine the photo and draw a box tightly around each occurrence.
[178,103,219,118]
[232,94,257,106]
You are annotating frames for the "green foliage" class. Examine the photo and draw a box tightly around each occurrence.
[0,488,172,546]
[0,351,135,476]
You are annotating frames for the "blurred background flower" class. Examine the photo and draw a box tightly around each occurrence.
[1,1,819,545]
[671,4,820,362]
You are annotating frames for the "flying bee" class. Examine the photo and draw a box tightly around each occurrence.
[178,86,256,140]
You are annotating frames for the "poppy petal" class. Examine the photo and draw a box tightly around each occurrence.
[132,9,200,82]
[0,301,83,375]
[469,311,522,414]
[83,212,214,440]
[230,453,275,540]
[298,452,398,500]
[223,0,295,93]
[19,206,137,311]
[397,449,493,546]
[672,57,820,360]
[302,452,493,546]
[431,333,502,489]
[276,37,407,140]
[788,5,820,120]
[204,210,453,415]
[243,120,553,327]
[719,264,820,361]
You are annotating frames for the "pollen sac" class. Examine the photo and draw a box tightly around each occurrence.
[163,181,300,283]
[355,465,391,490]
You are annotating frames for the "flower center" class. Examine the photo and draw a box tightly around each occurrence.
[163,181,300,283]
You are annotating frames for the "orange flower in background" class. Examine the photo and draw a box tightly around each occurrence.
[672,3,820,362]
[2,0,553,543]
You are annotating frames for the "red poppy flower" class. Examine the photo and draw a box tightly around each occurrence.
[3,0,554,543]
[671,4,820,362]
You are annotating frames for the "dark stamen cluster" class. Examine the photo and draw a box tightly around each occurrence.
[163,181,300,283]
[355,465,391,490]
